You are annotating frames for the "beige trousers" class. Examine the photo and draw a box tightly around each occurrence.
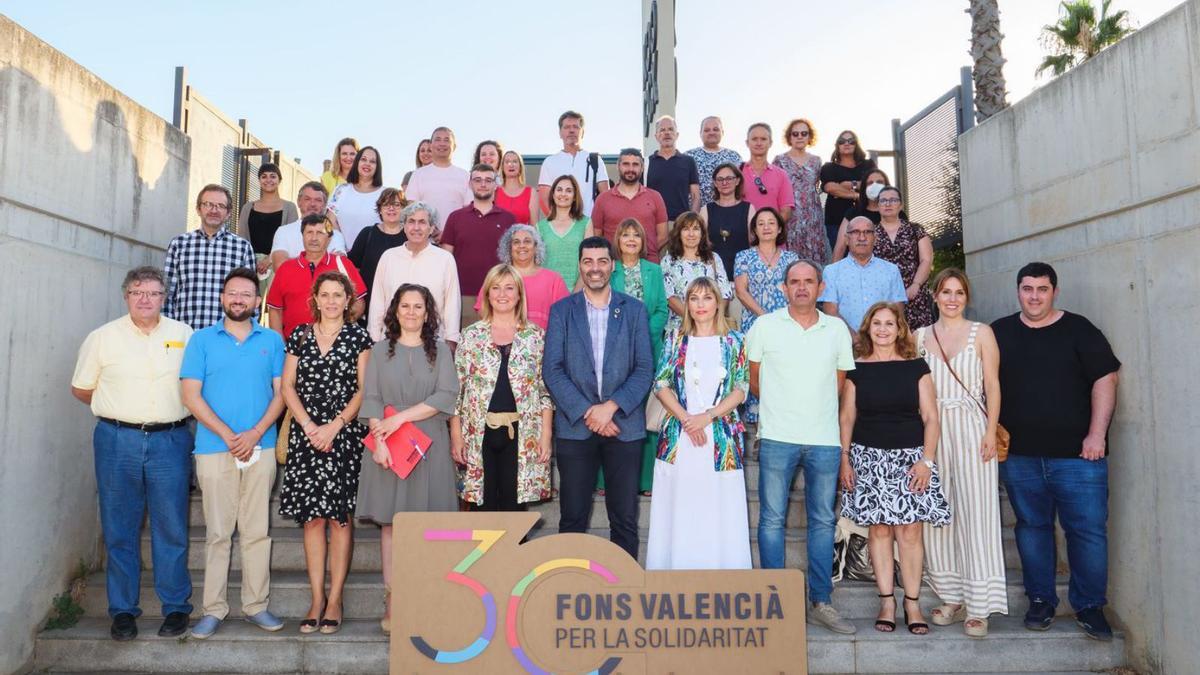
[195,452,276,619]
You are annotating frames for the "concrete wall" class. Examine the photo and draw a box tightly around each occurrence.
[961,2,1200,671]
[0,16,191,674]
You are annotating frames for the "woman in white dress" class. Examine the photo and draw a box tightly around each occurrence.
[327,146,385,249]
[917,268,1008,637]
[646,276,751,570]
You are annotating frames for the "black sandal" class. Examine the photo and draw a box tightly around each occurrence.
[319,602,343,635]
[874,593,896,632]
[904,595,929,635]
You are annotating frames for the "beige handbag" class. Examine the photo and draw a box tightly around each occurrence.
[275,410,292,464]
[645,391,669,432]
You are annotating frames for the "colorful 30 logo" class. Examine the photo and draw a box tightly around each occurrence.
[409,529,623,674]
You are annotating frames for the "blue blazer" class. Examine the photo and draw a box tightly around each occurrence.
[542,290,654,442]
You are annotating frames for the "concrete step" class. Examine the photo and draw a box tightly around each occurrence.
[188,490,810,530]
[78,570,1071,621]
[33,615,1124,674]
[145,524,1024,574]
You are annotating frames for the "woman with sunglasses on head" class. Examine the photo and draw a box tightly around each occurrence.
[820,130,877,250]
[741,123,794,228]
[832,168,894,261]
[874,187,934,329]
[772,118,829,263]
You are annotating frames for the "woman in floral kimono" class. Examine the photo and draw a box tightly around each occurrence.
[450,264,553,510]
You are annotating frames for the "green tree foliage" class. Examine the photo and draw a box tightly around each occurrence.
[1037,0,1134,78]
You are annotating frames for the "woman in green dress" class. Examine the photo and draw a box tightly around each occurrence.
[536,175,594,291]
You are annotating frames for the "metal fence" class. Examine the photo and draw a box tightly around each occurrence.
[172,67,315,234]
[891,66,974,249]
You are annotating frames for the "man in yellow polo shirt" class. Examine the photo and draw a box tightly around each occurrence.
[71,266,195,641]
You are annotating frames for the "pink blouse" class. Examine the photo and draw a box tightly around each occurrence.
[474,267,570,329]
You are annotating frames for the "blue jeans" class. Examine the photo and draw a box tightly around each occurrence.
[757,439,840,604]
[1000,454,1108,611]
[94,421,193,617]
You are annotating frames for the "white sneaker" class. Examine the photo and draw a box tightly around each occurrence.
[807,602,857,634]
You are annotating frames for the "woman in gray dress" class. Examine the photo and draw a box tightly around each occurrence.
[357,283,458,634]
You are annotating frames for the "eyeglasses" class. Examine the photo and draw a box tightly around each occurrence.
[714,175,738,183]
[127,290,165,300]
[223,291,256,300]
[380,202,404,209]
[878,198,902,205]
[847,230,874,238]
[790,130,810,138]
[837,137,857,145]
[753,176,768,195]
[199,201,230,211]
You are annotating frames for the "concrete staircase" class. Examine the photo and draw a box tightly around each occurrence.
[32,453,1126,674]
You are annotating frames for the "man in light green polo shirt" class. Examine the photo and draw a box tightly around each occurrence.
[746,259,856,635]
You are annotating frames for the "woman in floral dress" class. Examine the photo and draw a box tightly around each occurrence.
[279,271,372,634]
[874,187,934,329]
[660,212,733,338]
[733,207,799,423]
[772,118,829,263]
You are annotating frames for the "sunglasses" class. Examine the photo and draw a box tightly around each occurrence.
[837,137,857,145]
[754,176,768,195]
[790,130,810,138]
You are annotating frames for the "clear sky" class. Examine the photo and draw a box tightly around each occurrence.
[4,0,1181,180]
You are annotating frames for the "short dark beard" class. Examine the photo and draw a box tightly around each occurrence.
[223,306,255,322]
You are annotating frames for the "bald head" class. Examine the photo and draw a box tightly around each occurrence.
[846,216,877,261]
[700,116,724,149]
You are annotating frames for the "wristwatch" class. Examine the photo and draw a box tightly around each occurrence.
[921,459,935,470]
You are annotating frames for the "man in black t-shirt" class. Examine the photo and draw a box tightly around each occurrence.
[991,262,1121,641]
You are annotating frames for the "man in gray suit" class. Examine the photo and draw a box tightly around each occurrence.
[543,236,654,559]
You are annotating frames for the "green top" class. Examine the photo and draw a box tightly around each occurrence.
[536,217,590,291]
[744,309,855,446]
[612,258,669,368]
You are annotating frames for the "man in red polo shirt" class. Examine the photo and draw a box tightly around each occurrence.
[440,163,517,298]
[591,149,669,262]
[266,214,367,339]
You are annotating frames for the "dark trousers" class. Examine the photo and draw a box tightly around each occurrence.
[474,424,524,512]
[557,435,642,559]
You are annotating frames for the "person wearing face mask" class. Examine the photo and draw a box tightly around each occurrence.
[327,146,385,249]
[820,130,877,250]
[832,169,893,261]
[873,187,934,329]
[368,202,461,347]
[450,264,555,512]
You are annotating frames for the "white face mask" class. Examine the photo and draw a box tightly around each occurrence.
[865,183,886,201]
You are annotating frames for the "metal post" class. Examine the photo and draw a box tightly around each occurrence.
[172,66,188,131]
[891,118,906,197]
[958,65,975,133]
[642,0,676,154]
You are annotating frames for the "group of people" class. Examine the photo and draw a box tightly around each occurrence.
[71,111,1121,649]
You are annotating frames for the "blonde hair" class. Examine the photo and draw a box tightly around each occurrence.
[478,264,528,328]
[853,302,917,359]
[501,150,526,185]
[679,276,733,337]
[330,137,359,178]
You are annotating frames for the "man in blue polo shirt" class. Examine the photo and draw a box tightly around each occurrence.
[819,216,906,331]
[180,267,286,639]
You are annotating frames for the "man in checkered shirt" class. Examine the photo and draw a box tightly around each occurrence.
[164,184,256,329]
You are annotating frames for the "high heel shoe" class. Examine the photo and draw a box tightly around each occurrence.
[874,593,896,632]
[903,595,929,635]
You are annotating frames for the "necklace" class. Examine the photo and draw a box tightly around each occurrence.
[758,246,781,268]
[316,322,343,338]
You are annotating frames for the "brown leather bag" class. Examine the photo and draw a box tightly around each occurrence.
[932,326,1010,462]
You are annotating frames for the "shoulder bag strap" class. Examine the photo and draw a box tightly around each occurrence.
[931,325,987,418]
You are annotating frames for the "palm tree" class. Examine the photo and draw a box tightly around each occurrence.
[968,0,1009,122]
[1037,0,1134,78]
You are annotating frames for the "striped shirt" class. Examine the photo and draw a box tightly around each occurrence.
[585,294,610,396]
[163,227,255,329]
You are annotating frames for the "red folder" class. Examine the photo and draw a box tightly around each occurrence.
[362,406,433,479]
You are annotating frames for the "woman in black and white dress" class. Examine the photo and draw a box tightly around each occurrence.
[279,271,372,635]
[839,301,949,636]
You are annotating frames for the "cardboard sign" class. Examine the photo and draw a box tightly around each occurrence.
[391,512,807,674]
